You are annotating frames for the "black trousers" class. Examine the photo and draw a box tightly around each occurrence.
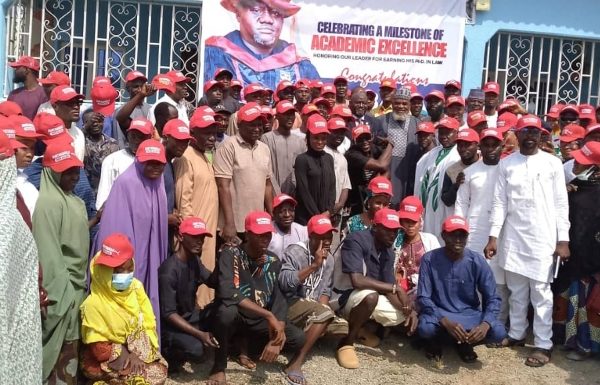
[211,303,305,373]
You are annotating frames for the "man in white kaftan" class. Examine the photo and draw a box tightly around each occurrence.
[484,115,570,364]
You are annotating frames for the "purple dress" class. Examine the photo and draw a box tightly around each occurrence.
[92,161,168,338]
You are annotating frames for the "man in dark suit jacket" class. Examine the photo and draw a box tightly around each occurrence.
[347,88,384,136]
[376,87,418,206]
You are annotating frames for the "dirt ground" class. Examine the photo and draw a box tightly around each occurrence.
[166,333,600,385]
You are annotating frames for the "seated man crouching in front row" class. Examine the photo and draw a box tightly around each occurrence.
[417,215,507,363]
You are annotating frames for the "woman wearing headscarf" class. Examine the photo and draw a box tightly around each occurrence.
[81,233,167,384]
[0,131,43,383]
[32,140,90,383]
[553,142,600,361]
[293,114,336,225]
[92,139,168,336]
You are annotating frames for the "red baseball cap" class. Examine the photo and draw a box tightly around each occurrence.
[560,104,579,116]
[273,193,297,209]
[571,141,600,165]
[230,80,243,89]
[125,70,147,83]
[307,214,338,235]
[585,123,600,137]
[152,74,176,93]
[456,128,480,143]
[398,195,424,222]
[245,211,275,234]
[0,101,23,117]
[416,121,435,134]
[333,76,348,84]
[445,80,462,90]
[411,91,424,100]
[0,116,26,151]
[497,99,519,114]
[480,128,504,141]
[295,79,310,89]
[516,114,543,131]
[163,119,192,140]
[380,78,397,89]
[128,118,154,135]
[497,112,518,132]
[307,114,329,135]
[261,106,274,118]
[425,90,445,102]
[276,80,294,95]
[327,117,347,131]
[467,111,487,128]
[136,139,167,163]
[213,68,233,79]
[91,84,118,116]
[275,100,296,114]
[437,116,460,131]
[50,85,84,104]
[243,83,266,98]
[204,80,224,93]
[42,141,83,172]
[301,104,319,116]
[237,102,266,124]
[559,124,586,143]
[11,115,42,138]
[190,112,218,129]
[167,70,191,83]
[330,104,352,118]
[95,233,135,267]
[35,113,73,145]
[93,76,112,87]
[578,104,596,121]
[0,130,14,157]
[352,125,371,141]
[310,80,324,89]
[179,217,213,237]
[483,81,500,95]
[442,215,470,233]
[368,176,393,197]
[445,95,465,107]
[373,208,402,230]
[194,106,216,117]
[39,71,71,86]
[321,83,336,95]
[9,56,40,72]
[545,103,565,119]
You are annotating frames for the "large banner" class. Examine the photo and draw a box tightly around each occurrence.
[200,0,465,95]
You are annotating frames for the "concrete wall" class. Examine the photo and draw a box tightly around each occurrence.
[463,0,600,94]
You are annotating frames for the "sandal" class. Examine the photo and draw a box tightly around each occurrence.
[336,345,359,369]
[525,348,552,367]
[283,369,307,385]
[456,343,478,363]
[236,354,256,370]
[486,337,525,348]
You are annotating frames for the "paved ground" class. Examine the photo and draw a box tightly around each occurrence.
[166,333,600,385]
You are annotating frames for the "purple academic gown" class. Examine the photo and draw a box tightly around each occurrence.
[92,161,168,339]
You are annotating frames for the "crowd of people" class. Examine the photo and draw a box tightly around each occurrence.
[1,53,600,385]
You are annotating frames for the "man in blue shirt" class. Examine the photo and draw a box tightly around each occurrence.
[417,215,506,363]
[335,208,418,369]
[204,0,319,91]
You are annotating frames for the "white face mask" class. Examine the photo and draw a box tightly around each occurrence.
[575,166,596,181]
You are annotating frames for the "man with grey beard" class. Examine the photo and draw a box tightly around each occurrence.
[377,88,418,205]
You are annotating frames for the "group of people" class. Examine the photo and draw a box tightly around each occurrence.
[1,53,600,385]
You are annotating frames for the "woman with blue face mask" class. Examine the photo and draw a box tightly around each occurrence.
[80,233,167,384]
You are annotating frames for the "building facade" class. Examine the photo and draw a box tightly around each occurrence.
[2,0,600,114]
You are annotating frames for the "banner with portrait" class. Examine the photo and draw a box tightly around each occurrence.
[200,0,466,95]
